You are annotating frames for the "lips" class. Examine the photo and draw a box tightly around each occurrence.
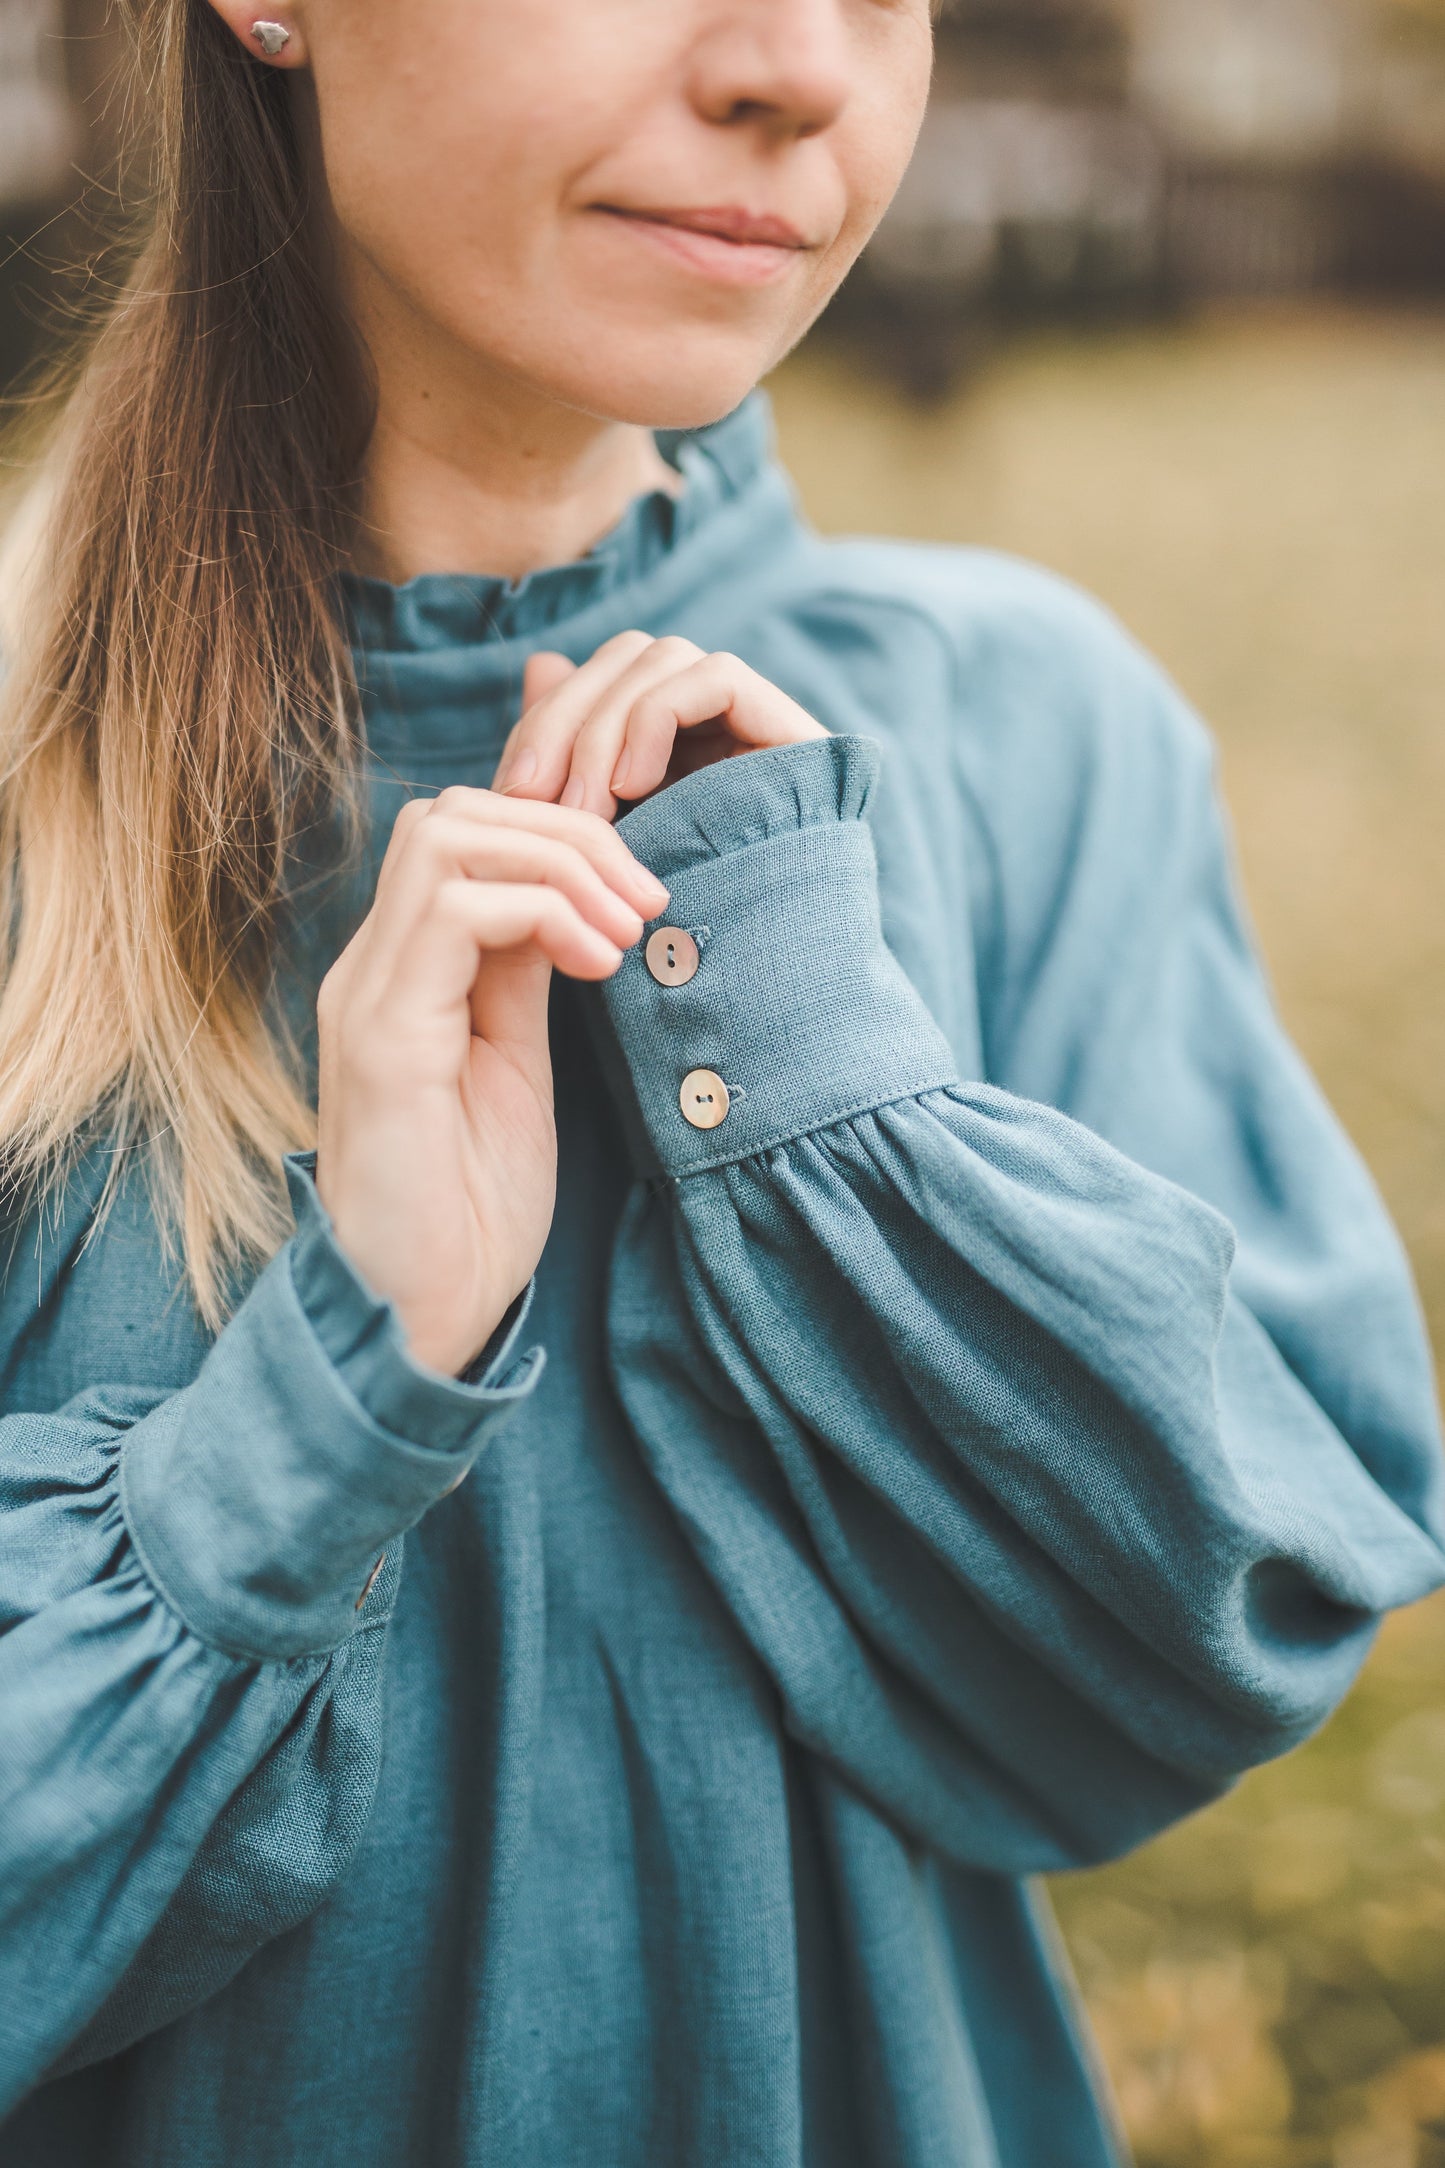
[598,204,811,251]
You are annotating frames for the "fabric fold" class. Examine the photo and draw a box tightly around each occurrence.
[589,733,1445,1879]
[0,1389,354,2109]
[0,1159,545,2108]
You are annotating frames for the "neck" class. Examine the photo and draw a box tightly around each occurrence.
[348,290,682,589]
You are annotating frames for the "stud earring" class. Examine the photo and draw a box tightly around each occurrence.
[250,20,291,55]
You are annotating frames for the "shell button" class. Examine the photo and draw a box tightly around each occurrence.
[680,1068,730,1130]
[645,926,700,987]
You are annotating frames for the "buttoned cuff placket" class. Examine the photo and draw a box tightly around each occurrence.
[592,735,959,1181]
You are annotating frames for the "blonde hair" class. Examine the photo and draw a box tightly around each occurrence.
[0,0,372,1327]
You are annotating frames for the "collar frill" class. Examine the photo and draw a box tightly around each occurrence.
[339,392,775,658]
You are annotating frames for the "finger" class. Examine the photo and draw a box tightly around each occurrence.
[558,636,706,818]
[330,876,626,1091]
[342,796,437,972]
[362,881,626,1044]
[389,817,647,955]
[372,791,434,881]
[493,650,580,799]
[428,880,625,991]
[378,785,670,922]
[522,650,578,713]
[491,629,655,797]
[611,653,827,801]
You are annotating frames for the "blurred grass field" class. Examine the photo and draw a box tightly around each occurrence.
[770,306,1445,2168]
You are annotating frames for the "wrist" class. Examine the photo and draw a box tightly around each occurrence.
[402,1298,515,1381]
[287,1149,545,1448]
[319,1206,515,1382]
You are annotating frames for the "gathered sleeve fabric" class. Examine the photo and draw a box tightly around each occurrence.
[0,1153,542,2112]
[591,727,1445,1877]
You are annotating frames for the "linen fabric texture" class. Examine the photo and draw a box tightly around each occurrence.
[2,394,1443,2168]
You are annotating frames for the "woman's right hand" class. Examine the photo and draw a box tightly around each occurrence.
[314,786,669,1377]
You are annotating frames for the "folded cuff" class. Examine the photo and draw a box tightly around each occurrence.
[594,735,959,1180]
[120,1164,544,1662]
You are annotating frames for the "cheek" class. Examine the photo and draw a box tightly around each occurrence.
[315,88,525,300]
[306,14,593,329]
[837,50,933,248]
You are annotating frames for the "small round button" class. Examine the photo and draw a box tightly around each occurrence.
[680,1068,730,1130]
[645,926,700,987]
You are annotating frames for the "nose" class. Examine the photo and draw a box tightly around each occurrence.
[686,0,850,142]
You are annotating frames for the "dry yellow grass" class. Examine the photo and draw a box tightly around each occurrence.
[770,306,1445,2168]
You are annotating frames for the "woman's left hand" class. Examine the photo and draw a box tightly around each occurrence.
[490,632,828,820]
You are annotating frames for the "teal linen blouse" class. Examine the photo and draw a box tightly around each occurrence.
[3,393,1443,2167]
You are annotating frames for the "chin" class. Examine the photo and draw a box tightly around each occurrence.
[535,317,806,433]
[601,375,771,432]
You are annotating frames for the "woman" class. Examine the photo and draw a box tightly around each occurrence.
[1,0,1441,2161]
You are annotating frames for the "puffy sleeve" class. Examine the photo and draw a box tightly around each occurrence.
[589,723,1445,1878]
[0,1153,542,2114]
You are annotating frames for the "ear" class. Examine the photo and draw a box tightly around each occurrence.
[200,0,310,68]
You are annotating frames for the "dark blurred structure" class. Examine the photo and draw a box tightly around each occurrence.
[0,1,77,211]
[850,0,1445,387]
[0,0,125,392]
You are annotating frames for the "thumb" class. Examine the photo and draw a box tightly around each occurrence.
[521,649,578,712]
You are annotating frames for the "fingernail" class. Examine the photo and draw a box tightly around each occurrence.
[560,775,586,809]
[611,748,632,795]
[497,747,537,792]
[642,873,670,909]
